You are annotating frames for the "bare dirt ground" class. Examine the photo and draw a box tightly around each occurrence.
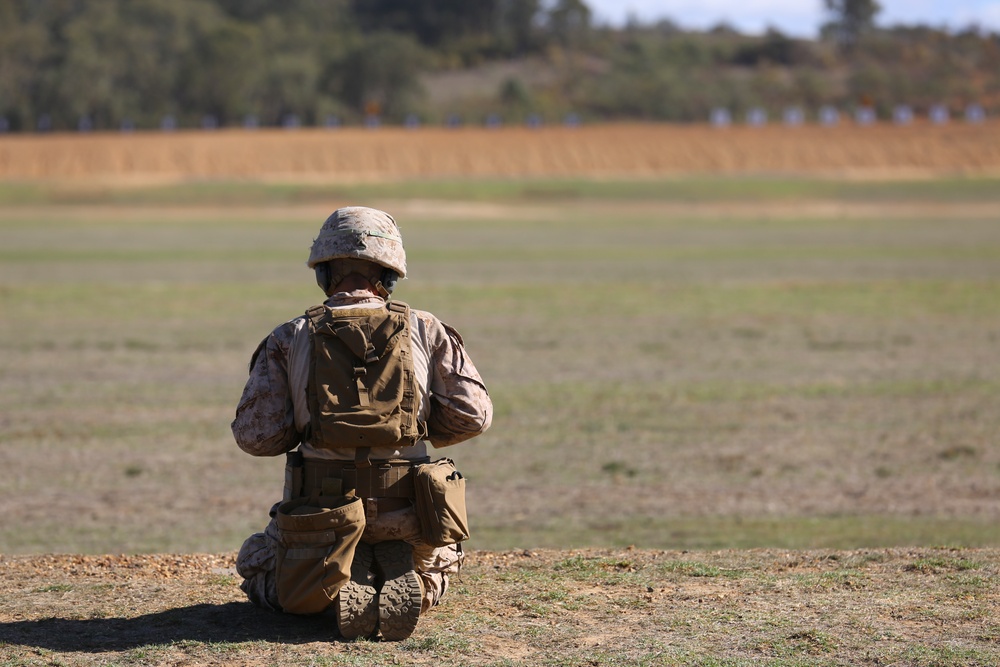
[1,121,999,184]
[2,547,998,666]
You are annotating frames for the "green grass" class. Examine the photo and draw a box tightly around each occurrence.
[470,516,1000,551]
[1,175,999,553]
[4,175,1000,206]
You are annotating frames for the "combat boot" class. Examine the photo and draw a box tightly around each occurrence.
[373,540,423,640]
[336,541,378,640]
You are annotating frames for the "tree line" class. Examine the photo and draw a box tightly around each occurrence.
[0,0,997,132]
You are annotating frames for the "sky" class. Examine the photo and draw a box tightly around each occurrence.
[584,0,1000,37]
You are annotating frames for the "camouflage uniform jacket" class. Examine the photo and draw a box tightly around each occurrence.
[232,293,492,461]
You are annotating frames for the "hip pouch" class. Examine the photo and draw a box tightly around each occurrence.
[414,458,470,547]
[274,493,365,615]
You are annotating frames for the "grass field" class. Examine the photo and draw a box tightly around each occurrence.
[2,133,1000,663]
[1,174,999,555]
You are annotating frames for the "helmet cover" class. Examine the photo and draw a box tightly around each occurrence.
[307,206,406,278]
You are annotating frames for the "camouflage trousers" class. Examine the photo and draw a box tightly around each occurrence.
[236,502,463,615]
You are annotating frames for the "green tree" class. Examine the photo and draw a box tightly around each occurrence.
[350,0,496,48]
[212,0,353,33]
[178,20,264,126]
[546,0,592,48]
[332,31,427,121]
[0,3,53,129]
[495,0,542,55]
[822,0,881,52]
[56,0,225,129]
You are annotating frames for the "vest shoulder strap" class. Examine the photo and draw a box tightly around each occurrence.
[305,304,326,322]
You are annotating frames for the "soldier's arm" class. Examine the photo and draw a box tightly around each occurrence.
[231,330,300,456]
[426,321,493,447]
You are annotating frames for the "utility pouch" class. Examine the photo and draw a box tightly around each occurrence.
[273,493,365,615]
[413,458,470,547]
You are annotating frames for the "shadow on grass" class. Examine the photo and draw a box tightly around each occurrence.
[0,602,348,651]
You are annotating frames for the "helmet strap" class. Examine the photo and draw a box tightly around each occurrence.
[374,280,390,300]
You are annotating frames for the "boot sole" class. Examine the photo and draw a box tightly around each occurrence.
[336,541,377,640]
[373,541,422,641]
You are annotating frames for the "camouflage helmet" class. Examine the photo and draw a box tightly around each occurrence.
[307,206,406,278]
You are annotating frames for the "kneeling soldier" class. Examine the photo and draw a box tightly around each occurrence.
[233,207,492,640]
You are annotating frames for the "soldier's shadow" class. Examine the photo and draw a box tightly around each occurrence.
[0,602,348,652]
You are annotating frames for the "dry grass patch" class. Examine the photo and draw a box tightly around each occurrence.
[2,122,1000,185]
[1,548,998,666]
